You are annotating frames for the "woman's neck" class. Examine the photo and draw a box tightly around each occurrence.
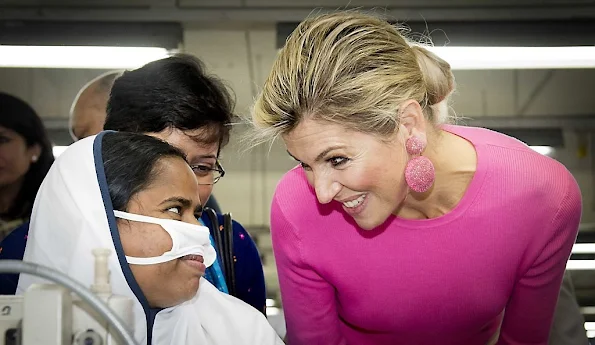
[398,129,478,220]
[0,179,24,217]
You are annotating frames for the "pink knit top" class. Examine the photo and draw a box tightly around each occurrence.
[271,125,581,345]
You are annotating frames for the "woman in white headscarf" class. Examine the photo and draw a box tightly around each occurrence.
[17,131,284,345]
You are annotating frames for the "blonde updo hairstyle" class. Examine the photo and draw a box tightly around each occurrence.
[251,12,455,143]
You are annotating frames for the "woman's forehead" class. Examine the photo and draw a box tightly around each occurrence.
[141,157,200,201]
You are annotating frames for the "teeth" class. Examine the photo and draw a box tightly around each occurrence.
[183,255,202,261]
[343,194,366,208]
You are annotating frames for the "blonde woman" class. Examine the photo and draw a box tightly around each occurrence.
[251,12,581,345]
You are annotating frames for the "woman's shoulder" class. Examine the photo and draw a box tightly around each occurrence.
[487,140,577,203]
[485,153,580,227]
[448,125,578,203]
[443,124,536,151]
[195,279,283,344]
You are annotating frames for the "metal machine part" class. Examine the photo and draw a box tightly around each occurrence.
[0,249,136,345]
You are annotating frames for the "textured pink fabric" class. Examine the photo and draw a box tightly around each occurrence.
[270,125,582,345]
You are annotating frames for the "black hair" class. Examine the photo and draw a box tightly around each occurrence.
[104,53,235,152]
[101,132,187,211]
[0,92,54,219]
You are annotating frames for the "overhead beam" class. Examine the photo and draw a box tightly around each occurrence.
[575,295,595,308]
[0,5,594,23]
[0,21,182,48]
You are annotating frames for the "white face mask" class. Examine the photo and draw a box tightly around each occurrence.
[113,210,216,267]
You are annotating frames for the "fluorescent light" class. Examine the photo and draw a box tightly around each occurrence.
[585,322,595,331]
[565,243,595,269]
[572,243,595,254]
[425,46,595,70]
[0,45,171,69]
[587,330,595,338]
[580,307,595,314]
[529,146,554,156]
[266,299,276,307]
[566,260,595,270]
[52,146,68,157]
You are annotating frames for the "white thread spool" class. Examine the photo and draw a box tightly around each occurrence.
[91,248,112,296]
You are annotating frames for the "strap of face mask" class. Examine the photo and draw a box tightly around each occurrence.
[113,210,216,266]
[113,210,167,226]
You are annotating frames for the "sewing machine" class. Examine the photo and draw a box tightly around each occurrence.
[0,249,135,345]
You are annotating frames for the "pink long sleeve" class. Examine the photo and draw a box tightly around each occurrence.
[271,195,347,345]
[497,172,582,344]
[270,125,582,345]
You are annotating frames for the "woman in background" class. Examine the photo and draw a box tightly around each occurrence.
[0,92,53,238]
[0,92,54,294]
[18,131,283,344]
[251,12,581,345]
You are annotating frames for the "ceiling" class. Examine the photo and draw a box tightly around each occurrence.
[0,0,593,22]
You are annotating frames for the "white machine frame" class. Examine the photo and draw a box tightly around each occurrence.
[0,249,136,345]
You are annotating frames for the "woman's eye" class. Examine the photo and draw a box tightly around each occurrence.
[328,156,348,167]
[167,206,181,214]
[192,165,212,176]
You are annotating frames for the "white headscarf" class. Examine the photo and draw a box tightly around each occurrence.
[17,133,284,345]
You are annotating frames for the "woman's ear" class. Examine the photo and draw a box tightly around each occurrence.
[398,100,427,142]
[28,143,42,163]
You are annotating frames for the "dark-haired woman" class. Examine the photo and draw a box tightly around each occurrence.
[18,131,283,344]
[0,92,54,294]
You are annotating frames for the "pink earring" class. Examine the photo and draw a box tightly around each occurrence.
[405,136,435,193]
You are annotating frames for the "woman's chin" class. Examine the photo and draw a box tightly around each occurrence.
[354,214,387,230]
[175,277,201,306]
[188,276,201,294]
[356,220,380,231]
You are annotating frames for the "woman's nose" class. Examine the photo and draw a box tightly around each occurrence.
[313,174,341,204]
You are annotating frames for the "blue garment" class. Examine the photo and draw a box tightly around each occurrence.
[200,217,229,294]
[204,196,222,214]
[200,212,266,314]
[0,214,266,315]
[0,222,28,295]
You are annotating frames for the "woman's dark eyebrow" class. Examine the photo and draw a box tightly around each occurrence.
[159,197,192,208]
